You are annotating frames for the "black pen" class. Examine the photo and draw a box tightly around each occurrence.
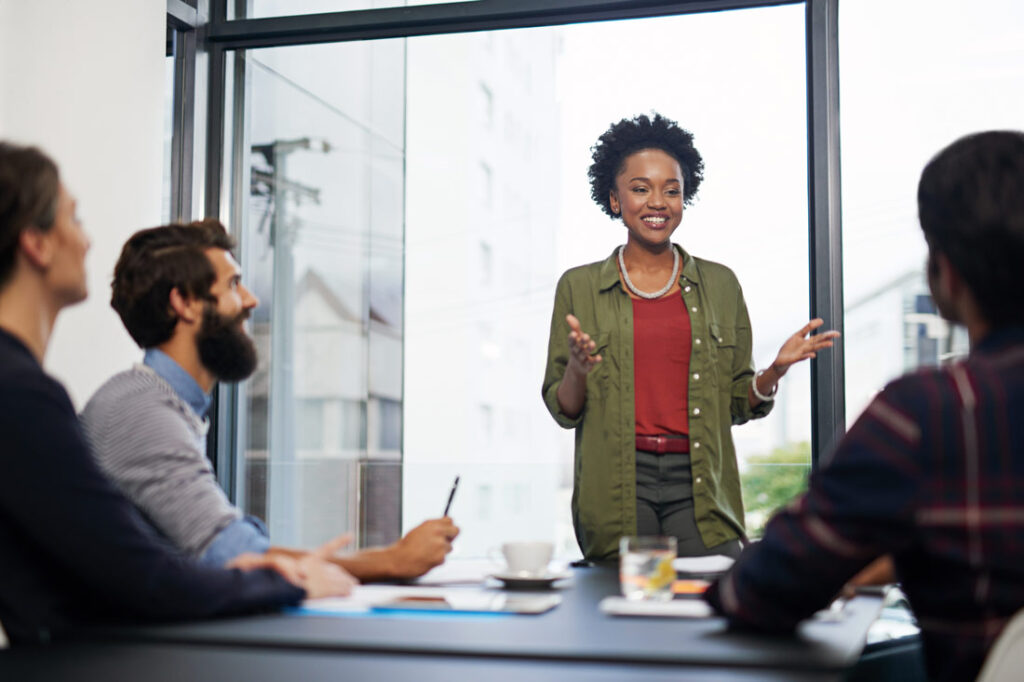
[443,475,460,517]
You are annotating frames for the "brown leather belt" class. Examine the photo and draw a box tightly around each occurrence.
[635,434,690,454]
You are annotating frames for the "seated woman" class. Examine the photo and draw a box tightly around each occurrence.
[542,114,837,560]
[0,142,354,644]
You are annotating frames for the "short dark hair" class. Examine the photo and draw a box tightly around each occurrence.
[112,220,236,348]
[918,130,1024,327]
[0,142,60,286]
[588,113,705,218]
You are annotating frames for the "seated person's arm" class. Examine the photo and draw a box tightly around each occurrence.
[843,555,896,598]
[267,517,460,582]
[199,515,271,567]
[86,400,247,559]
[706,383,922,630]
[2,384,307,620]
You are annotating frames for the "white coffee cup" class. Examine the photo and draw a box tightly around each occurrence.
[498,541,554,576]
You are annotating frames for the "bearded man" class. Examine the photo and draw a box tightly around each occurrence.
[81,220,457,582]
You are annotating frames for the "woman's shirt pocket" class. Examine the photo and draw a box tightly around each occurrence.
[708,322,738,382]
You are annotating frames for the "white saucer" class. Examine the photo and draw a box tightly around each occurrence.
[489,570,572,589]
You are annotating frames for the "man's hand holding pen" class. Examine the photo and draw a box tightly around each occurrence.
[387,517,460,580]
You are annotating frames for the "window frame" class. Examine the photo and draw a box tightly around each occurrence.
[169,0,843,508]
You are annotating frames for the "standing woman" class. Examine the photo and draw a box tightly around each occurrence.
[542,114,837,561]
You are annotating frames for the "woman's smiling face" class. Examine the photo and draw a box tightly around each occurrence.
[609,148,685,248]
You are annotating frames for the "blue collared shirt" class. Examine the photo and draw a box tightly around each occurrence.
[143,348,212,417]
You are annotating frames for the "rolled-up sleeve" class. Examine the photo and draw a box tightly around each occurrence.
[706,386,922,630]
[728,283,773,425]
[198,516,271,567]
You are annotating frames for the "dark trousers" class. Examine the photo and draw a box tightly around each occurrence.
[635,450,742,559]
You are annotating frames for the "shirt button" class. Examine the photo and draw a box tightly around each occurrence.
[691,306,698,313]
[693,441,701,449]
[695,476,702,484]
[684,286,692,293]
[692,407,700,416]
[695,338,702,345]
[692,373,700,381]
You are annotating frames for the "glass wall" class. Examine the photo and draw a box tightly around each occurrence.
[839,0,1024,423]
[227,2,812,554]
[233,39,406,549]
[405,5,810,551]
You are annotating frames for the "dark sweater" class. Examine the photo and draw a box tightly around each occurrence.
[0,328,304,643]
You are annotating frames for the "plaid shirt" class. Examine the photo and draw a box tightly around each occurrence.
[706,326,1024,682]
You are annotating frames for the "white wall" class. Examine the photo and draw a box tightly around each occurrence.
[0,0,166,406]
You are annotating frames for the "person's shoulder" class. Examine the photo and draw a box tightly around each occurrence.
[83,365,174,414]
[0,343,73,412]
[560,258,607,280]
[81,366,198,442]
[889,353,1021,403]
[873,363,960,418]
[691,255,740,286]
[557,252,616,289]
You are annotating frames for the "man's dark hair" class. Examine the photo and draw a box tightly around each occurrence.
[112,219,236,348]
[918,130,1024,327]
[0,142,60,286]
[588,113,705,218]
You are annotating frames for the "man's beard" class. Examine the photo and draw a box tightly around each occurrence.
[196,305,258,383]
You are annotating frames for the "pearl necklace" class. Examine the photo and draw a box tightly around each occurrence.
[618,245,680,299]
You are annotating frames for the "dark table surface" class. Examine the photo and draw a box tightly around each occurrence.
[65,564,882,676]
[0,640,849,682]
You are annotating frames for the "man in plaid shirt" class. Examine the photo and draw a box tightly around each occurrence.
[706,130,1024,682]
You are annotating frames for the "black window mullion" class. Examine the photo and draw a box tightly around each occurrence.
[806,0,845,467]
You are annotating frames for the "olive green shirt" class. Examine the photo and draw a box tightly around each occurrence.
[542,245,772,560]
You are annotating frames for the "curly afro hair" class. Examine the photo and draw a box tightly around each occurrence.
[588,113,704,218]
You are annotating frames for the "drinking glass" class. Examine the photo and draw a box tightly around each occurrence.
[619,536,677,601]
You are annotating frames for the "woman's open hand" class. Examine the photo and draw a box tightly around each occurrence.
[772,318,840,377]
[565,314,602,376]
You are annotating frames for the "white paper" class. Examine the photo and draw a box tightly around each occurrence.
[301,585,456,613]
[599,596,713,618]
[672,554,735,574]
[301,584,562,614]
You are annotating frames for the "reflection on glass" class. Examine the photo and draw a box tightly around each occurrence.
[239,38,405,549]
[231,3,811,556]
[839,0,1021,422]
[404,5,809,551]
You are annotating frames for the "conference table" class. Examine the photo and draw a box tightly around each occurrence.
[0,564,893,681]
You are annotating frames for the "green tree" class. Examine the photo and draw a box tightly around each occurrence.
[740,441,811,538]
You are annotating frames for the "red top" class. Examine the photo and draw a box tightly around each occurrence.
[632,295,691,436]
